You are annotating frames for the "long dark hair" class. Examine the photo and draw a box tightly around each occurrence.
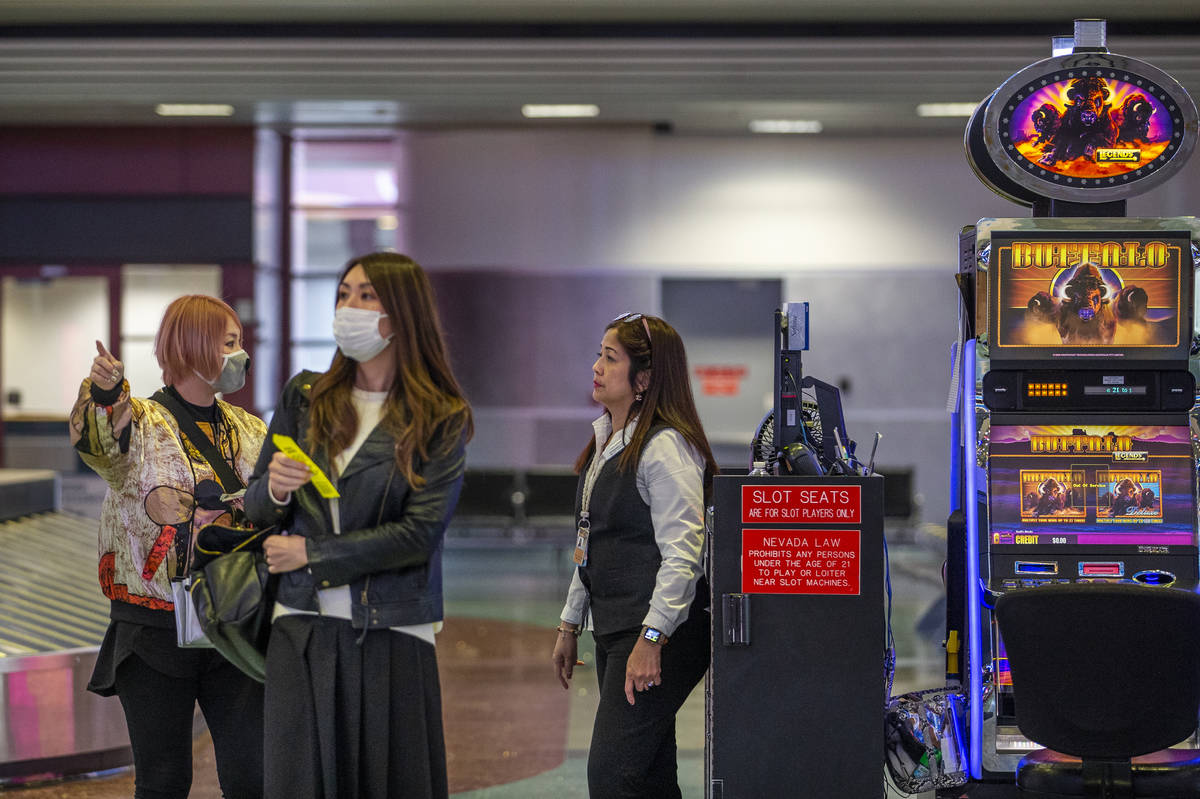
[574,314,718,495]
[307,252,473,488]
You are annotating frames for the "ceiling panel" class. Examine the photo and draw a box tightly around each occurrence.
[1,12,1198,134]
[1,0,1198,24]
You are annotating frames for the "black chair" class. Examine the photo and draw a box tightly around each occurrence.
[452,469,520,529]
[521,470,579,520]
[993,583,1200,798]
[878,467,916,519]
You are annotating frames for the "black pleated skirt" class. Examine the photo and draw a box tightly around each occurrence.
[264,615,448,799]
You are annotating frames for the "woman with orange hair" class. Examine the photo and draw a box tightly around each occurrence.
[245,252,472,798]
[70,294,266,799]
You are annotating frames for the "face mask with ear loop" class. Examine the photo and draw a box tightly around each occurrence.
[333,306,394,362]
[196,350,249,394]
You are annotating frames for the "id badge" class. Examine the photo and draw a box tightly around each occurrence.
[573,524,590,566]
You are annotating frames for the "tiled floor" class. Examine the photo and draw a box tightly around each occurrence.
[2,474,949,797]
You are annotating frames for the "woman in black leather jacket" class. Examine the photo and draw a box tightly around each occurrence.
[245,252,472,798]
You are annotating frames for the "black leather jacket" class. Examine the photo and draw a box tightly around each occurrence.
[244,371,466,630]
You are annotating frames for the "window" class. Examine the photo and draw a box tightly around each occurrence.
[289,138,409,373]
[121,265,222,396]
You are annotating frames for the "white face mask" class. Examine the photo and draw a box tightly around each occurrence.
[197,349,249,394]
[333,307,393,362]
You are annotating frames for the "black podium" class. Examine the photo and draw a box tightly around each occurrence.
[707,474,885,799]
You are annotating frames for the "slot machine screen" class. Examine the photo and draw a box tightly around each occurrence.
[987,230,1192,368]
[988,420,1195,551]
[989,418,1197,724]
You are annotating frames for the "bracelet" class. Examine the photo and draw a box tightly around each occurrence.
[555,624,581,637]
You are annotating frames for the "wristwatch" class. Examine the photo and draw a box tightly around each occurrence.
[642,626,668,645]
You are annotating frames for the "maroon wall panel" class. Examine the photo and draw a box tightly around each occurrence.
[0,127,254,196]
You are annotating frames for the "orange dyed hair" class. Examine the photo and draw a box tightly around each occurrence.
[154,295,241,387]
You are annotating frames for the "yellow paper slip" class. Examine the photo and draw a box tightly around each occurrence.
[271,434,340,498]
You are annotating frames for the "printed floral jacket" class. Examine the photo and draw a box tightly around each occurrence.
[69,379,266,614]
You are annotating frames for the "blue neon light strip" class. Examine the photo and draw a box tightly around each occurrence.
[962,338,983,779]
[949,343,962,515]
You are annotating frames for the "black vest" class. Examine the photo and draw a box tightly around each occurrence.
[577,425,668,635]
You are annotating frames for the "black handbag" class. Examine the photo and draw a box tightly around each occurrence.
[189,524,278,683]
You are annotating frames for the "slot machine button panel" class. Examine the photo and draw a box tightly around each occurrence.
[1132,569,1176,587]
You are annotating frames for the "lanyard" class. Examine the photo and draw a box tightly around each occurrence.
[579,446,608,523]
[574,422,630,565]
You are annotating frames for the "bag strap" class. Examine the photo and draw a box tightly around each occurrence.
[152,388,244,495]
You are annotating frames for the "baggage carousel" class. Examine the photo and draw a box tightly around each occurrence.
[0,470,131,782]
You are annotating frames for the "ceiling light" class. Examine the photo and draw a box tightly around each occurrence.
[916,102,980,118]
[521,104,599,119]
[155,103,235,117]
[749,119,823,134]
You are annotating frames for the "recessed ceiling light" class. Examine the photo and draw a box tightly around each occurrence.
[748,119,823,134]
[155,103,235,117]
[916,102,980,118]
[521,104,600,119]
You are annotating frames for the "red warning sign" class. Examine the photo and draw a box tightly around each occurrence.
[694,365,748,396]
[741,528,861,595]
[741,484,861,524]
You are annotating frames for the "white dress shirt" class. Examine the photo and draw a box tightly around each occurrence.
[559,413,707,636]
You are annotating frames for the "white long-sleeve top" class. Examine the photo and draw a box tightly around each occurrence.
[273,387,436,644]
[559,414,707,636]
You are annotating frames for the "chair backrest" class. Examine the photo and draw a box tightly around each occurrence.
[453,469,521,519]
[521,470,579,518]
[877,467,915,519]
[993,583,1200,758]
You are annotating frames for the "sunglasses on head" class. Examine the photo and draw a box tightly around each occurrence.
[612,312,652,347]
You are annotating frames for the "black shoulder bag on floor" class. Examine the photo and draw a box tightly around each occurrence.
[153,389,276,681]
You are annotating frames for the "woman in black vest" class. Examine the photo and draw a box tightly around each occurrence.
[552,312,718,798]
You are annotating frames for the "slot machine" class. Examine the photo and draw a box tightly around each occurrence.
[951,19,1200,780]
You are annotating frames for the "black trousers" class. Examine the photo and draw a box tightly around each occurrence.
[115,650,264,799]
[587,607,710,799]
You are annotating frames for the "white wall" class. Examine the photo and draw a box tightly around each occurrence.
[409,128,1200,273]
[1,265,221,418]
[405,128,1200,529]
[409,130,1020,272]
[2,276,108,417]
